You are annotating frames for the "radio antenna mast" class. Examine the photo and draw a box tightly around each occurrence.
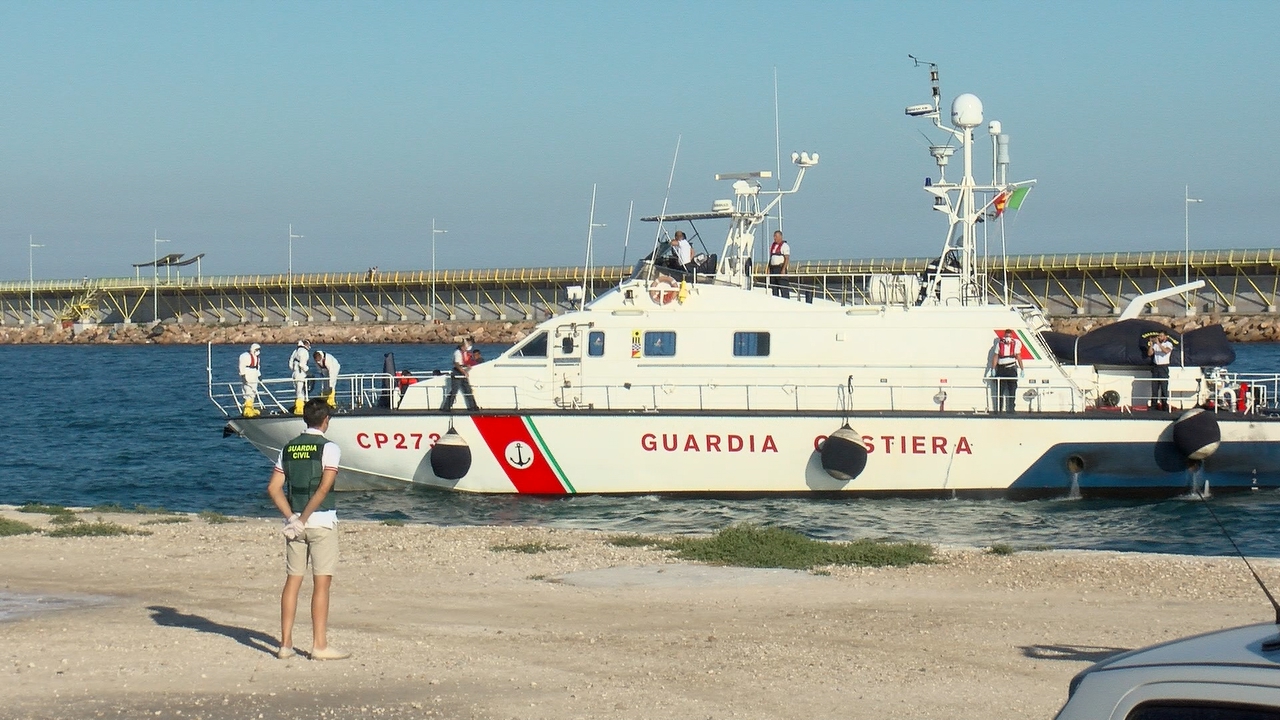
[774,68,784,233]
[620,200,635,267]
[645,135,681,282]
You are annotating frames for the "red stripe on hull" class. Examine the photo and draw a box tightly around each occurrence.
[470,415,566,494]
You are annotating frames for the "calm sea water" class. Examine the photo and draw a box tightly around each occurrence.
[3,341,1280,557]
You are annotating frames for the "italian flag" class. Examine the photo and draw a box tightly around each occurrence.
[993,186,1031,217]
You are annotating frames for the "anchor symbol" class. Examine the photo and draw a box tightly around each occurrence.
[504,441,535,470]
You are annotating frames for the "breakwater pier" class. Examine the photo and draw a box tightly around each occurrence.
[3,248,1280,343]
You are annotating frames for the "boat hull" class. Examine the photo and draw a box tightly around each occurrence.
[229,410,1280,498]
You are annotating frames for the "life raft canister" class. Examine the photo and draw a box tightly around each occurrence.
[820,424,868,481]
[1172,408,1221,461]
[649,275,678,305]
[430,428,472,480]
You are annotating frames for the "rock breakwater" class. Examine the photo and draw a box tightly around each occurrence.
[0,320,536,345]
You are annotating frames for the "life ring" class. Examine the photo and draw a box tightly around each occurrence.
[649,275,678,305]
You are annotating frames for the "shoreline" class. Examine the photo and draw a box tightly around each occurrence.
[2,505,1274,719]
[0,320,536,346]
[0,313,1276,345]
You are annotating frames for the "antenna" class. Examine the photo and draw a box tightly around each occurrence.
[582,184,605,310]
[773,67,784,234]
[620,200,635,267]
[1196,491,1280,648]
[907,54,941,111]
[645,135,682,283]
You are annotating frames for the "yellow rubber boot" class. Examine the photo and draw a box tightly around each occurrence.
[326,390,336,408]
[293,398,304,416]
[243,397,259,418]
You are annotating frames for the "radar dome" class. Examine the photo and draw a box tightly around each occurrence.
[950,93,983,128]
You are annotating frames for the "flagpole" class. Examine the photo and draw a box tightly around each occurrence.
[1184,185,1203,317]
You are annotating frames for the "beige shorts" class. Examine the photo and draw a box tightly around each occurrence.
[285,526,338,576]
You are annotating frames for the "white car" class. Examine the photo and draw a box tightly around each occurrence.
[1056,622,1280,720]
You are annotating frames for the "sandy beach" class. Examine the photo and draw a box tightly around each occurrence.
[1,507,1273,720]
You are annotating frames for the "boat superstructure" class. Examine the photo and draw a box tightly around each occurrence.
[211,68,1280,498]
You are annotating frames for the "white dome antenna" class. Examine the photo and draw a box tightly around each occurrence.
[951,94,983,128]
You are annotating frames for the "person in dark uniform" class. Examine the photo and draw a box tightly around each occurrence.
[266,398,350,661]
[1147,331,1174,411]
[989,329,1024,413]
[768,230,791,298]
[440,338,479,411]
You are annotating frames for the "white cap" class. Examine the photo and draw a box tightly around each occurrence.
[250,343,261,352]
[297,340,306,347]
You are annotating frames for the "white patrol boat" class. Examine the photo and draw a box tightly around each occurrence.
[211,72,1280,498]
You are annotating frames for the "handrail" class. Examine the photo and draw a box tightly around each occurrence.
[209,370,1099,416]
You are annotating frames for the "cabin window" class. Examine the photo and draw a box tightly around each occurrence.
[644,331,676,357]
[1127,701,1280,720]
[588,331,605,357]
[512,331,548,358]
[733,332,770,357]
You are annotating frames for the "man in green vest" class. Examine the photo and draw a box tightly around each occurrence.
[266,397,350,661]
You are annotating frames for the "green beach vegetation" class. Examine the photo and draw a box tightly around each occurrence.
[45,521,150,538]
[17,503,74,517]
[198,511,239,524]
[140,516,191,525]
[0,517,39,536]
[607,524,934,570]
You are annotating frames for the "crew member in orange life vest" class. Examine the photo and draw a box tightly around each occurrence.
[238,343,262,415]
[440,337,479,411]
[768,230,791,298]
[989,329,1024,413]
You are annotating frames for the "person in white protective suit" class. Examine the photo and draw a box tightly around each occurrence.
[289,340,311,415]
[238,343,263,417]
[313,349,341,407]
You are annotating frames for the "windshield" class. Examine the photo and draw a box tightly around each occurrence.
[510,331,548,358]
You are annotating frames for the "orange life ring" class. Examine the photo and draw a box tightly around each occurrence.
[649,275,678,305]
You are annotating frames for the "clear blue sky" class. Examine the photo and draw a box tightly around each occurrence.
[0,1,1275,280]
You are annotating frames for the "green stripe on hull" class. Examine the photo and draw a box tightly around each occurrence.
[525,417,576,493]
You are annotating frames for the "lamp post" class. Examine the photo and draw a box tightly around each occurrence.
[1185,186,1203,316]
[28,236,43,325]
[288,224,303,322]
[153,230,170,323]
[431,219,447,320]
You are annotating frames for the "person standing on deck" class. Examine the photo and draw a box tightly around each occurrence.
[768,230,791,298]
[289,340,311,415]
[267,398,350,661]
[989,329,1024,413]
[1148,331,1174,412]
[440,337,480,411]
[312,349,341,407]
[238,343,262,417]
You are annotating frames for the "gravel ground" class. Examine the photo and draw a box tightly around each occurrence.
[1,506,1274,720]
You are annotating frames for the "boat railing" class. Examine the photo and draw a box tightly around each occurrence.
[1209,372,1280,414]
[211,368,1097,415]
[751,271,993,307]
[208,373,397,417]
[402,377,1068,413]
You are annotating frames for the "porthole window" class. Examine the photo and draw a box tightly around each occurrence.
[644,331,676,357]
[733,331,770,357]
